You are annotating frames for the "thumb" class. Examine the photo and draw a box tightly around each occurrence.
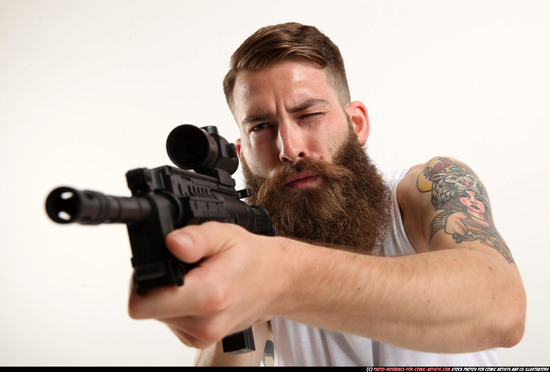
[165,222,238,263]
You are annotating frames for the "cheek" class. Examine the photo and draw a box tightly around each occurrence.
[240,146,274,178]
[322,131,350,162]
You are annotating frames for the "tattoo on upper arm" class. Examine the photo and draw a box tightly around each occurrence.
[417,157,514,263]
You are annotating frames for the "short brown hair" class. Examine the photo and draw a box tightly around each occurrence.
[223,22,351,108]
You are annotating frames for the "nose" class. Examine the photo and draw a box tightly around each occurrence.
[277,122,306,163]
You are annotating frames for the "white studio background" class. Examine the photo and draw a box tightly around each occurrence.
[1,0,548,366]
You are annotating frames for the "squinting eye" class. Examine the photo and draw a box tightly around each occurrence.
[300,113,321,120]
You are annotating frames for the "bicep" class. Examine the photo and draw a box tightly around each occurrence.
[414,156,515,263]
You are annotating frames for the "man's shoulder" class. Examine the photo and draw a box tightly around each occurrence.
[394,162,425,197]
[396,156,472,194]
[394,156,488,253]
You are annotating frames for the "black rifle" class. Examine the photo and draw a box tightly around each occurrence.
[45,124,274,354]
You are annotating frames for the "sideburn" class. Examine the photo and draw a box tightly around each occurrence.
[242,130,391,255]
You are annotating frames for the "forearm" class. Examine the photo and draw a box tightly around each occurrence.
[130,222,524,355]
[273,237,525,353]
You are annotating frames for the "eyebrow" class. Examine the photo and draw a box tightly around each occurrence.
[241,98,330,126]
[288,98,330,114]
[242,112,274,127]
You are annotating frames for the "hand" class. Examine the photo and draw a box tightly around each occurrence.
[128,221,279,349]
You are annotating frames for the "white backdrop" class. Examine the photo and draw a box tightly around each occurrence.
[1,0,548,366]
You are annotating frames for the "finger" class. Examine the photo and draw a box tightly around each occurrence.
[128,263,228,320]
[163,311,256,348]
[165,222,242,263]
[164,319,214,349]
[163,316,228,348]
[128,282,184,319]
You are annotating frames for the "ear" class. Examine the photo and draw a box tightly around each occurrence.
[235,138,242,159]
[345,101,370,146]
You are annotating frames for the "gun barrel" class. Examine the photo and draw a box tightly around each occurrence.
[45,186,152,225]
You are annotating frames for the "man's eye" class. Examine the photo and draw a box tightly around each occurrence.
[299,113,323,124]
[252,123,269,132]
[302,113,321,118]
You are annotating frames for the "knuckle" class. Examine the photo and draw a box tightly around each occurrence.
[196,285,230,314]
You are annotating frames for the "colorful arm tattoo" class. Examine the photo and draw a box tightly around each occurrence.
[417,157,514,264]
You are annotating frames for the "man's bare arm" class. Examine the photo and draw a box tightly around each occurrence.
[269,157,525,352]
[129,158,525,353]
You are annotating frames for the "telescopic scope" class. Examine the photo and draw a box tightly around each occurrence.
[166,124,238,175]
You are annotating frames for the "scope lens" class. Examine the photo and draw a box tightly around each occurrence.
[166,125,218,170]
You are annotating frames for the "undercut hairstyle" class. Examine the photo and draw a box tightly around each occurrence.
[223,22,351,108]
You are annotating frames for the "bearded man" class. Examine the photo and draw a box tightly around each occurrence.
[128,22,525,366]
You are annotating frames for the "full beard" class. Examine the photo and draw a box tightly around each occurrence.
[241,128,391,255]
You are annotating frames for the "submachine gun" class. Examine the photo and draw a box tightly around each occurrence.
[45,124,274,354]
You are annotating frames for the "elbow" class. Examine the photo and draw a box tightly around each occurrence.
[495,284,526,348]
[476,305,524,351]
[500,305,526,348]
[499,318,525,349]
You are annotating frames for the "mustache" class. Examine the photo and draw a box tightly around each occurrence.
[258,157,355,190]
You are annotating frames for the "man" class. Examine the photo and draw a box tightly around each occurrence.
[128,22,525,366]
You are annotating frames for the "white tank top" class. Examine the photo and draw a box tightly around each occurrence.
[271,168,498,366]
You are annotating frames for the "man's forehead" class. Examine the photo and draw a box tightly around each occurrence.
[232,61,333,119]
[234,61,327,98]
